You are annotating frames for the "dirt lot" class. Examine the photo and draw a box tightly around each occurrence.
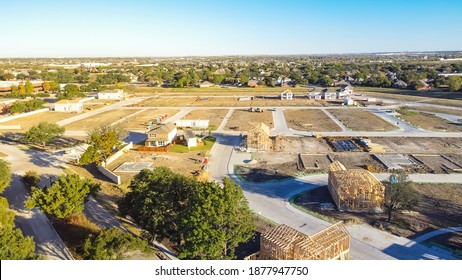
[0,111,74,131]
[397,109,462,132]
[236,137,335,180]
[64,109,141,130]
[284,109,343,132]
[328,109,397,131]
[328,153,385,171]
[181,109,229,129]
[82,100,117,111]
[272,136,333,154]
[413,155,462,173]
[135,96,329,107]
[299,154,332,170]
[225,109,273,131]
[119,108,179,130]
[370,137,462,155]
[294,183,462,253]
[107,149,207,183]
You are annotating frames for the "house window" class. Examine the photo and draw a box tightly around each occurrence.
[158,141,165,146]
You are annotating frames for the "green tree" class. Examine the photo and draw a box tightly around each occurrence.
[18,82,26,94]
[25,81,34,94]
[8,99,45,114]
[0,198,36,260]
[447,76,462,92]
[10,85,19,95]
[319,75,333,87]
[119,168,255,260]
[42,81,51,93]
[24,122,65,148]
[25,174,99,219]
[81,228,149,260]
[0,159,12,194]
[79,126,124,166]
[119,167,197,246]
[22,171,41,190]
[58,84,84,100]
[2,73,15,81]
[384,172,419,223]
[49,81,61,92]
[178,177,255,260]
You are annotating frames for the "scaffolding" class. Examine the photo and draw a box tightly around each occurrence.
[260,223,350,260]
[328,161,385,212]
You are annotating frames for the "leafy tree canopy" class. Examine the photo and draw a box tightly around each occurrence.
[0,197,36,260]
[24,122,65,148]
[25,174,100,219]
[0,159,12,194]
[81,228,149,260]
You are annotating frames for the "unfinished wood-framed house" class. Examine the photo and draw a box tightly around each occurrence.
[246,122,271,151]
[259,223,350,260]
[328,161,385,212]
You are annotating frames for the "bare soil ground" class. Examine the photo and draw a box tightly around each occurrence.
[413,155,462,173]
[299,154,332,170]
[225,109,273,131]
[133,86,310,97]
[0,112,73,131]
[119,108,179,130]
[181,109,229,128]
[294,183,462,252]
[328,152,385,171]
[397,109,462,132]
[82,100,117,111]
[370,137,462,155]
[235,162,298,182]
[272,136,334,154]
[106,149,207,183]
[284,109,343,132]
[134,96,331,108]
[328,109,397,131]
[64,109,141,130]
[236,137,335,180]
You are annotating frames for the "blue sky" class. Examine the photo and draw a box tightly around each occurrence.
[1,0,461,57]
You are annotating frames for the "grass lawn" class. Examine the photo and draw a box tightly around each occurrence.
[169,136,216,153]
[397,109,462,132]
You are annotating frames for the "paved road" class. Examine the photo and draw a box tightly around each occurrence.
[208,134,459,260]
[271,108,291,135]
[56,97,147,127]
[0,144,73,260]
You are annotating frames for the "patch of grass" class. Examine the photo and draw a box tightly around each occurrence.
[169,136,216,153]
[52,213,101,259]
[398,109,418,116]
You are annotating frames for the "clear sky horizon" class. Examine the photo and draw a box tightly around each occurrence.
[1,0,461,57]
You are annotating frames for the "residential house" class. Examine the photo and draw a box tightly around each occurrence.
[184,129,197,148]
[247,78,259,88]
[52,100,83,112]
[145,123,177,147]
[307,91,322,100]
[175,119,209,129]
[246,122,271,151]
[259,223,350,260]
[97,89,125,100]
[322,91,337,100]
[327,161,385,213]
[280,89,293,100]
